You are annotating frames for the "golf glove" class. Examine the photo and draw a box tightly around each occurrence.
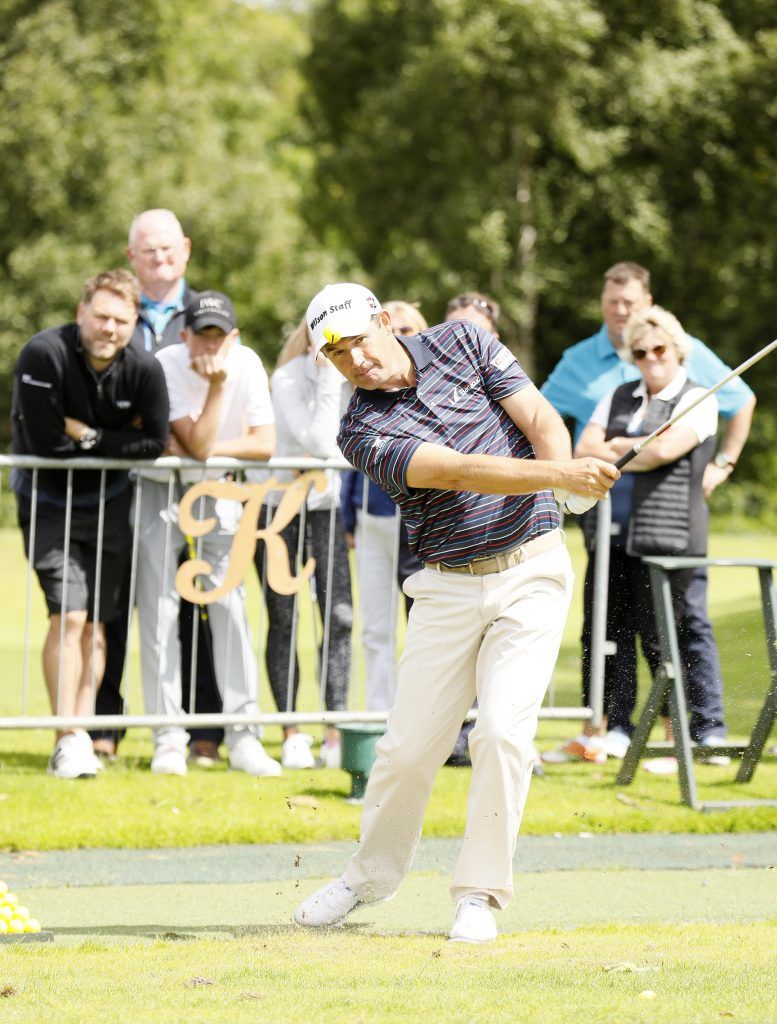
[553,489,599,515]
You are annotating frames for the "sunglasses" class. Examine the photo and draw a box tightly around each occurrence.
[631,343,668,360]
[394,325,416,336]
[447,297,498,324]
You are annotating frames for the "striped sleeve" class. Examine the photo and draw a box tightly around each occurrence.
[338,420,423,496]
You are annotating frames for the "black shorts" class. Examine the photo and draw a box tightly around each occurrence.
[17,486,133,621]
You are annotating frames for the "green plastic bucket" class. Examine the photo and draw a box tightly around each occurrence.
[340,722,387,801]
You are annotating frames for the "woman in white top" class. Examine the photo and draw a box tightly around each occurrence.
[255,319,353,769]
[571,305,726,760]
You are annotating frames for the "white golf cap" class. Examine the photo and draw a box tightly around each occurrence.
[306,283,382,354]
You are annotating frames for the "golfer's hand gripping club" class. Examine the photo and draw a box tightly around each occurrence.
[553,457,620,516]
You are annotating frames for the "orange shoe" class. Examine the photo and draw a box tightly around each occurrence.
[564,735,607,764]
[542,735,607,765]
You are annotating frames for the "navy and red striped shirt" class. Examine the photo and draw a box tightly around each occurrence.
[337,320,559,566]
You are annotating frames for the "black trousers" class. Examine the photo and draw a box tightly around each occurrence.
[92,549,223,745]
[255,506,353,715]
[581,547,726,742]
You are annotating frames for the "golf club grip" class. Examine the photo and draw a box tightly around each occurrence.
[614,447,640,470]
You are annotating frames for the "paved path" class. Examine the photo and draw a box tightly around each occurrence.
[0,833,773,889]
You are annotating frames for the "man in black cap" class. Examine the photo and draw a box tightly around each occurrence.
[94,207,211,763]
[135,290,278,778]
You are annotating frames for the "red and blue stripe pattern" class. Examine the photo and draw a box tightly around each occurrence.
[338,320,559,566]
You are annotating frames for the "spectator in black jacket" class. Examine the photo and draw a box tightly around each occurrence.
[11,269,169,779]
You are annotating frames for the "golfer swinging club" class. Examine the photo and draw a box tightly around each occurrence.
[295,284,619,943]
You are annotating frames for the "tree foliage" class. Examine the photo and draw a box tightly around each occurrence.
[302,0,777,488]
[0,0,338,428]
[1,0,775,499]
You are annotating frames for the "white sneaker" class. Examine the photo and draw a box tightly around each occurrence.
[642,756,678,775]
[449,898,498,943]
[228,736,281,777]
[542,734,606,765]
[319,741,341,769]
[699,735,731,766]
[603,728,631,759]
[151,744,188,776]
[47,731,100,779]
[294,877,361,927]
[282,732,316,770]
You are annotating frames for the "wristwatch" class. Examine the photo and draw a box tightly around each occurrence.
[713,452,735,470]
[78,428,99,451]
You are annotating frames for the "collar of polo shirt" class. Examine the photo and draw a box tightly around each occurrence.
[355,333,434,404]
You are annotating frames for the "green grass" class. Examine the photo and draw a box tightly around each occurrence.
[2,922,775,1023]
[0,526,775,850]
[1,737,777,851]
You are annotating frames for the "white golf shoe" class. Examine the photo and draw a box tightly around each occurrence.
[699,734,731,766]
[602,728,631,760]
[281,732,316,770]
[449,898,498,944]
[151,744,188,776]
[294,877,362,927]
[228,735,281,777]
[318,740,342,770]
[46,731,100,779]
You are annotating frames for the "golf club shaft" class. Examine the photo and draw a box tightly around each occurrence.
[614,336,777,470]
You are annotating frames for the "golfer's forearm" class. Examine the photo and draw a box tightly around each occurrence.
[406,443,573,495]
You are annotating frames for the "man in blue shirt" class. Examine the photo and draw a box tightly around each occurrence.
[126,208,196,353]
[541,262,755,487]
[541,262,756,760]
[294,282,618,943]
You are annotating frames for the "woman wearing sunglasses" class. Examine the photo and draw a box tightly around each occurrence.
[571,305,728,763]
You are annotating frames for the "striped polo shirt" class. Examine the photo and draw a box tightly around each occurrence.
[337,320,559,566]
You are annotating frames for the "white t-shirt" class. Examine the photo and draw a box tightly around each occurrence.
[143,342,274,483]
[589,368,718,444]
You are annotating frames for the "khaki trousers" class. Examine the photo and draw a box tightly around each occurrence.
[344,541,574,909]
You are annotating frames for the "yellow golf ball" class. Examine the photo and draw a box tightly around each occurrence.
[0,880,7,896]
[25,919,42,933]
[0,919,7,934]
[0,906,12,922]
[14,905,30,921]
[8,917,26,933]
[2,893,19,908]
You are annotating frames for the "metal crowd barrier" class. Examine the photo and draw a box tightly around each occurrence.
[0,455,590,735]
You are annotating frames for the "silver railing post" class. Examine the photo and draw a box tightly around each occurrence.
[589,497,613,731]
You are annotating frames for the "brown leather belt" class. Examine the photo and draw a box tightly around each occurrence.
[425,529,563,577]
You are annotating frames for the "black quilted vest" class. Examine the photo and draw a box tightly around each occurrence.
[583,377,714,556]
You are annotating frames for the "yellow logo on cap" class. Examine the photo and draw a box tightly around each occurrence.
[323,327,342,345]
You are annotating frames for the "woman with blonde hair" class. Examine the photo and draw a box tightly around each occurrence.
[570,304,727,763]
[253,316,353,769]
